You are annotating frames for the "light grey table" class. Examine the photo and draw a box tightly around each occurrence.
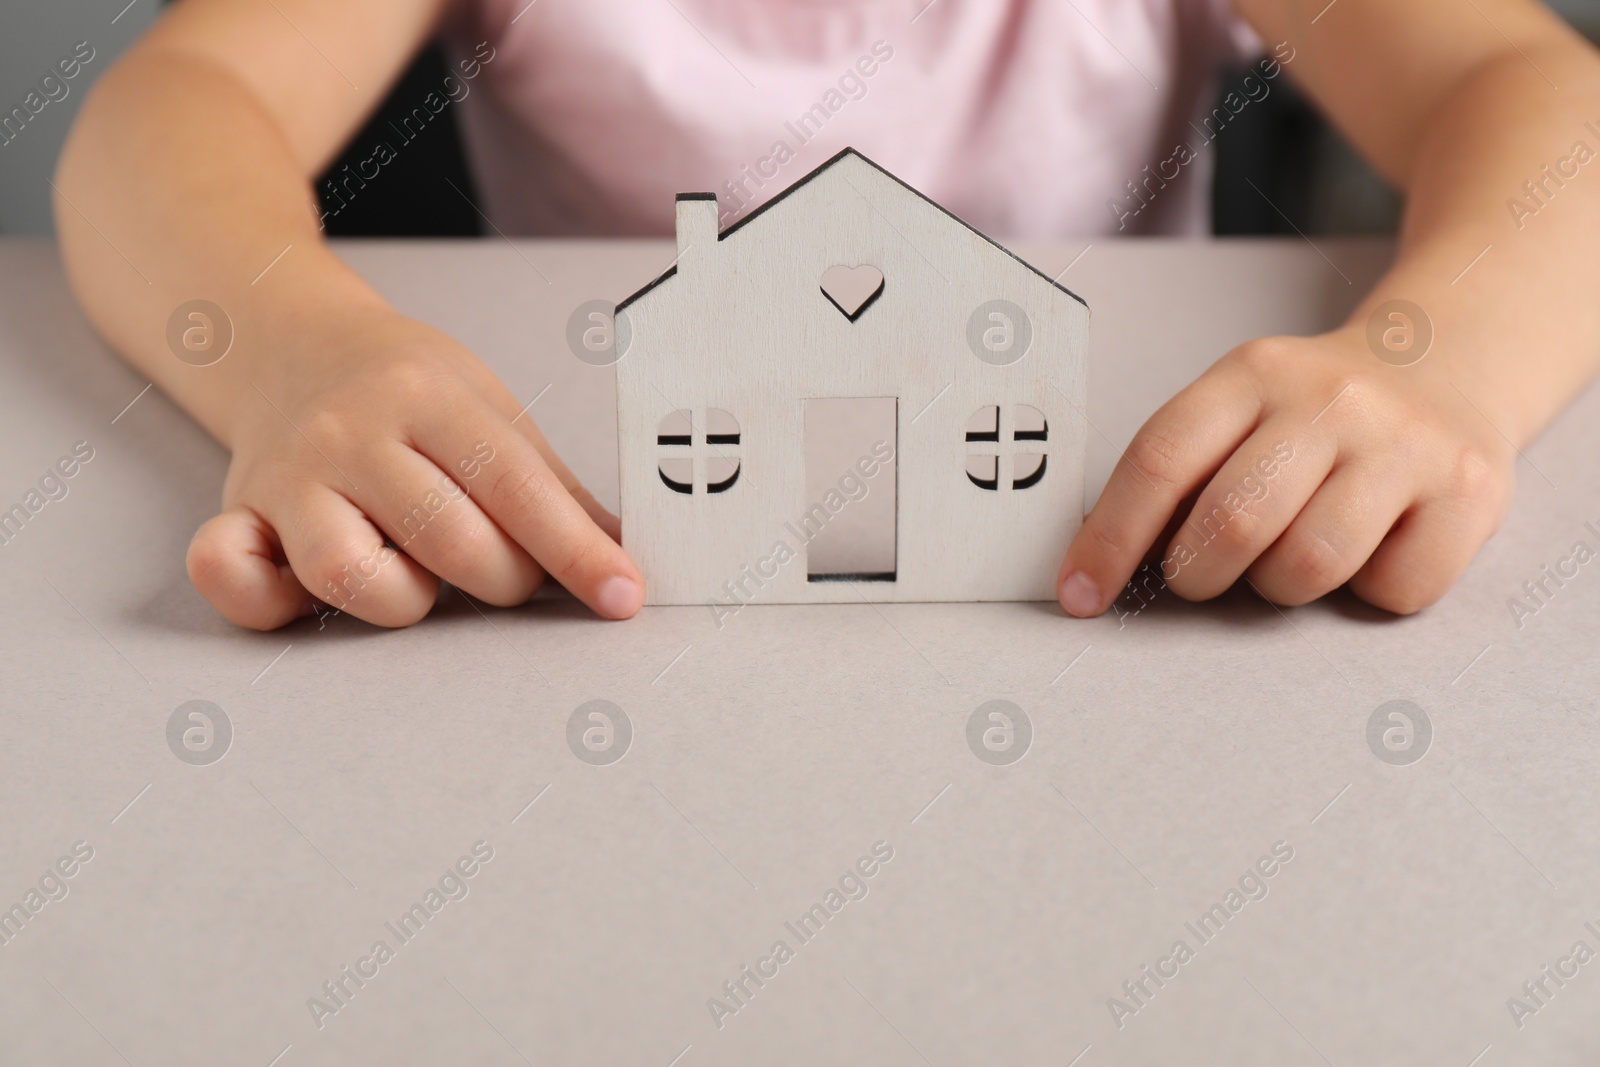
[1,237,1596,1067]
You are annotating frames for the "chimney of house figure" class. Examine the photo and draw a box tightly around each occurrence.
[675,193,718,262]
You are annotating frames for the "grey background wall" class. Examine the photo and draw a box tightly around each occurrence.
[0,1,160,235]
[2,1,1597,238]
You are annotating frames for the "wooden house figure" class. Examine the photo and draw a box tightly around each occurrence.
[614,147,1088,607]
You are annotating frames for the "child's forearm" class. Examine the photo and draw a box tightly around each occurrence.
[1239,0,1600,449]
[55,50,390,448]
[1349,42,1600,449]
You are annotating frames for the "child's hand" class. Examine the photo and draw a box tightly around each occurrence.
[1057,328,1517,618]
[185,308,644,629]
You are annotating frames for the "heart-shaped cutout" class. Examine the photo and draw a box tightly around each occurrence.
[820,264,885,322]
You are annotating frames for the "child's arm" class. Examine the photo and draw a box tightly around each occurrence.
[1059,0,1600,617]
[55,0,644,629]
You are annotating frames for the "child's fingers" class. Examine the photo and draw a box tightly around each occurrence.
[1159,427,1333,602]
[1057,367,1260,616]
[470,371,625,542]
[505,407,624,542]
[186,506,317,630]
[412,398,645,619]
[270,485,441,627]
[1347,493,1500,615]
[350,441,547,608]
[587,500,623,544]
[1244,460,1415,606]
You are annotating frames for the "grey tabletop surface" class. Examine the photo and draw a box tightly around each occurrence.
[0,236,1596,1066]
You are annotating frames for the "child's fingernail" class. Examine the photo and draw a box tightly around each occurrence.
[1059,571,1101,617]
[595,575,644,618]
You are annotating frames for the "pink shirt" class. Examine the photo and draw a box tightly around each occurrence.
[443,0,1262,240]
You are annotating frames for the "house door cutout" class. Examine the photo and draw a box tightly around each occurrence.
[802,397,897,582]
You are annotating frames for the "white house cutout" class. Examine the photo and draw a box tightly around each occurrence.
[614,148,1089,605]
